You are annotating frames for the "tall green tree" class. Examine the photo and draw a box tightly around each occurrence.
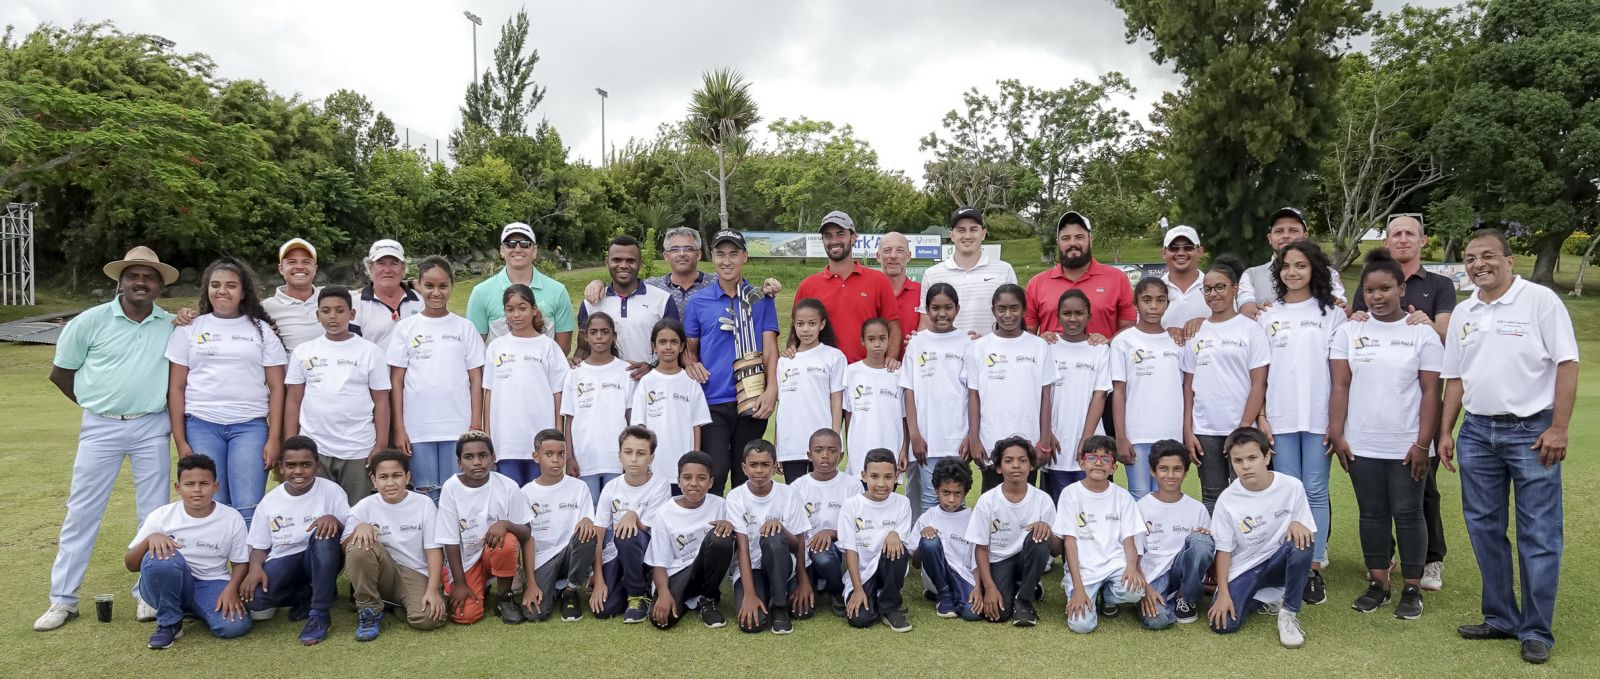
[687,68,761,234]
[450,8,546,157]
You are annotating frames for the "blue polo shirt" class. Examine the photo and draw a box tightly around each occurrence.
[683,279,778,405]
[52,297,176,416]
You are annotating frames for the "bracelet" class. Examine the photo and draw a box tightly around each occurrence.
[1410,443,1429,453]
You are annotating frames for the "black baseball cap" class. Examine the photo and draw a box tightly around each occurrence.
[948,206,985,228]
[711,229,747,250]
[1269,206,1306,227]
[1056,210,1093,232]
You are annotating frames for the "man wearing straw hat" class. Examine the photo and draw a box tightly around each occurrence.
[35,247,180,631]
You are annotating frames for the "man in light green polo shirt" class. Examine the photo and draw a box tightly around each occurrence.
[465,221,576,353]
[36,246,180,632]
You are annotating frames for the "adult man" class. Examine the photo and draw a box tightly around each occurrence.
[1350,215,1458,591]
[588,226,780,321]
[35,247,179,631]
[262,238,323,351]
[683,230,779,495]
[578,235,678,365]
[793,211,900,363]
[350,239,421,349]
[920,207,1016,337]
[876,231,921,358]
[1238,207,1346,319]
[1438,229,1577,665]
[1024,210,1134,339]
[466,222,576,353]
[1159,225,1208,330]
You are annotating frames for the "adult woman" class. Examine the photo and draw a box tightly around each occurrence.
[1182,255,1269,512]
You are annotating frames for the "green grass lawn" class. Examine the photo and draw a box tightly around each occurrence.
[3,238,1598,677]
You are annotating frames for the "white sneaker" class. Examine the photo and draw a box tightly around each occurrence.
[1420,562,1444,591]
[33,604,79,631]
[136,599,158,622]
[249,607,278,622]
[1277,609,1306,649]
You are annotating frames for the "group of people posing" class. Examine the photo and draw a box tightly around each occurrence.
[34,206,1577,665]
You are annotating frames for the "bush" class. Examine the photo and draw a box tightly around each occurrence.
[984,212,1035,241]
[1563,232,1591,257]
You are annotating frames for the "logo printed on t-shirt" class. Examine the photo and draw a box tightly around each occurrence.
[1239,515,1265,533]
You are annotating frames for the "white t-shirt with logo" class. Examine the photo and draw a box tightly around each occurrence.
[484,333,569,461]
[247,477,351,561]
[1182,315,1272,437]
[1052,482,1145,590]
[1047,341,1111,472]
[628,370,712,483]
[790,473,865,542]
[560,360,636,477]
[286,335,391,459]
[775,344,847,462]
[964,484,1057,561]
[595,474,672,564]
[1211,473,1317,581]
[842,362,904,477]
[165,314,288,425]
[1331,319,1444,460]
[898,330,972,457]
[130,501,249,581]
[386,313,487,443]
[964,333,1058,453]
[1110,328,1186,444]
[1135,493,1211,581]
[644,495,728,576]
[1259,299,1345,435]
[726,482,811,577]
[434,472,535,571]
[913,506,977,585]
[837,493,913,600]
[1442,277,1581,417]
[519,475,596,569]
[344,491,439,576]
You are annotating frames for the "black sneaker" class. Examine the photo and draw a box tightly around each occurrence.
[1174,596,1199,624]
[830,595,846,618]
[1011,598,1038,627]
[497,594,525,624]
[1393,585,1423,620]
[770,606,793,635]
[560,589,582,622]
[881,608,912,633]
[700,599,726,628]
[1099,589,1120,619]
[1352,581,1390,613]
[1303,569,1328,605]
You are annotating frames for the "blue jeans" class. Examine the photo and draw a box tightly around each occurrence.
[409,440,458,502]
[185,415,269,525]
[138,552,251,638]
[913,459,942,512]
[1041,469,1085,504]
[1270,431,1330,564]
[496,460,539,487]
[1066,568,1144,633]
[1127,443,1157,500]
[244,536,344,615]
[1458,410,1563,646]
[1211,540,1314,633]
[1140,532,1217,629]
[50,411,170,606]
[917,536,981,621]
[596,532,650,618]
[808,544,845,599]
[580,473,620,508]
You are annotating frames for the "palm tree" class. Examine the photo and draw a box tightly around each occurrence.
[687,68,760,231]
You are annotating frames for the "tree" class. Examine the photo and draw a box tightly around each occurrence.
[687,68,761,233]
[450,8,546,157]
[1115,0,1373,263]
[1072,132,1165,262]
[1431,0,1600,286]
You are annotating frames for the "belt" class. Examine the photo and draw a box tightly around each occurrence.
[90,411,158,421]
[1467,410,1549,424]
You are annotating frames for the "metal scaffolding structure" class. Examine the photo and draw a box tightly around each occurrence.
[2,203,36,306]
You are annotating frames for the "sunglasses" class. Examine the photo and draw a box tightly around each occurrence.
[503,239,535,250]
[1165,244,1197,253]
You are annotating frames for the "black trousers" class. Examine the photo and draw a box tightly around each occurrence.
[702,402,768,496]
[1348,456,1426,580]
[985,538,1051,621]
[734,533,796,633]
[1196,434,1235,513]
[846,552,909,628]
[1423,457,1447,563]
[780,460,811,484]
[653,532,736,629]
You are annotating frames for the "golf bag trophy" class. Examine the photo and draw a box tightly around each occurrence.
[725,282,767,416]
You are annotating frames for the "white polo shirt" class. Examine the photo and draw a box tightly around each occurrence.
[919,253,1017,337]
[578,283,678,364]
[1442,277,1579,417]
[352,285,422,350]
[263,285,323,352]
[1161,272,1209,329]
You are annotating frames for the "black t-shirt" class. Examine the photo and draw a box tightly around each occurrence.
[1350,268,1459,319]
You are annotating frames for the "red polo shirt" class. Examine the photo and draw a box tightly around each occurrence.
[794,262,899,362]
[1024,260,1135,337]
[891,278,921,357]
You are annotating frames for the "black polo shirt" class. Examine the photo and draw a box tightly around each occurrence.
[1350,268,1458,319]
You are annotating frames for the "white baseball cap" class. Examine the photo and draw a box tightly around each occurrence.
[1163,225,1201,248]
[366,239,406,263]
[500,222,536,243]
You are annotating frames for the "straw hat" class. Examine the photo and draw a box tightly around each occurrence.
[102,245,179,285]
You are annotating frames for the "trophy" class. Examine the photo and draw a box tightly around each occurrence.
[720,281,768,416]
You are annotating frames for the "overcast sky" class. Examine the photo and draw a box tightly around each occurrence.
[7,0,1450,179]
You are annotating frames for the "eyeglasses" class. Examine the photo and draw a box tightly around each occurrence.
[1165,244,1197,253]
[666,246,699,254]
[1083,452,1115,464]
[502,239,535,250]
[1203,283,1232,295]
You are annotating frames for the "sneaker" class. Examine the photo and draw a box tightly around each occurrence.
[935,598,959,619]
[1277,609,1306,649]
[623,595,650,624]
[147,623,183,649]
[1253,599,1282,616]
[1303,569,1327,605]
[560,589,582,622]
[1351,581,1391,613]
[1011,598,1038,627]
[881,609,913,633]
[699,599,726,628]
[1393,585,1423,620]
[249,607,278,622]
[298,611,330,646]
[1099,590,1121,619]
[136,599,158,623]
[830,595,847,618]
[354,607,383,642]
[497,594,525,624]
[1174,596,1198,624]
[770,606,793,635]
[32,604,78,632]
[1420,562,1444,592]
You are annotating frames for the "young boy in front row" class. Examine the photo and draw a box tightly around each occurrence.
[1208,426,1317,649]
[913,458,982,621]
[127,454,251,649]
[593,425,671,622]
[436,431,540,625]
[284,286,391,504]
[519,429,601,622]
[1136,439,1215,629]
[967,436,1059,627]
[239,437,349,646]
[648,451,736,629]
[1054,435,1150,634]
[343,450,447,642]
[789,428,863,619]
[840,448,914,633]
[729,440,812,635]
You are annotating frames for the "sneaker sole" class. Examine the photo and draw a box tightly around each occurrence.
[935,611,958,619]
[1176,616,1198,624]
[1281,639,1305,649]
[148,628,184,649]
[561,615,582,622]
[33,612,79,632]
[1352,598,1390,613]
[1419,582,1442,592]
[1012,618,1037,628]
[703,620,726,629]
[771,626,793,635]
[622,616,646,624]
[884,622,913,633]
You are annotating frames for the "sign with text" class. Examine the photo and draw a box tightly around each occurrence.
[742,231,944,260]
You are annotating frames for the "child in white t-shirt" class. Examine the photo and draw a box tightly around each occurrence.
[966,437,1058,626]
[342,450,446,642]
[238,438,350,645]
[1054,435,1149,634]
[629,320,711,486]
[1044,289,1110,502]
[775,299,846,482]
[592,425,672,623]
[901,282,972,515]
[729,440,812,635]
[913,458,981,621]
[1207,427,1317,649]
[435,431,538,625]
[1181,256,1269,512]
[647,451,736,629]
[561,311,634,500]
[518,429,601,622]
[840,448,915,633]
[485,284,570,487]
[842,318,905,478]
[790,428,865,619]
[1135,440,1215,629]
[965,284,1057,493]
[128,454,252,649]
[1111,277,1186,500]
[387,257,486,502]
[286,286,391,504]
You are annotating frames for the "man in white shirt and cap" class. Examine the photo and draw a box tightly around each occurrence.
[262,237,323,351]
[351,239,422,349]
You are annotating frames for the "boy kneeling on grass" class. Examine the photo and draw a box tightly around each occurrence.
[343,450,447,641]
[1135,439,1215,629]
[239,437,350,645]
[841,448,914,632]
[592,425,671,622]
[518,429,602,622]
[1054,435,1149,634]
[967,436,1059,627]
[648,451,736,629]
[913,458,982,621]
[729,440,813,635]
[437,430,540,625]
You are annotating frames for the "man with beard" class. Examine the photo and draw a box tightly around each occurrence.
[262,238,324,351]
[578,234,678,365]
[350,239,422,349]
[920,207,1017,338]
[793,211,900,363]
[1024,211,1134,340]
[467,222,576,353]
[35,247,180,631]
[876,232,921,358]
[1237,207,1346,319]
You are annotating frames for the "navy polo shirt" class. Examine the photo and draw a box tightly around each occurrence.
[1350,268,1458,319]
[683,279,778,405]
